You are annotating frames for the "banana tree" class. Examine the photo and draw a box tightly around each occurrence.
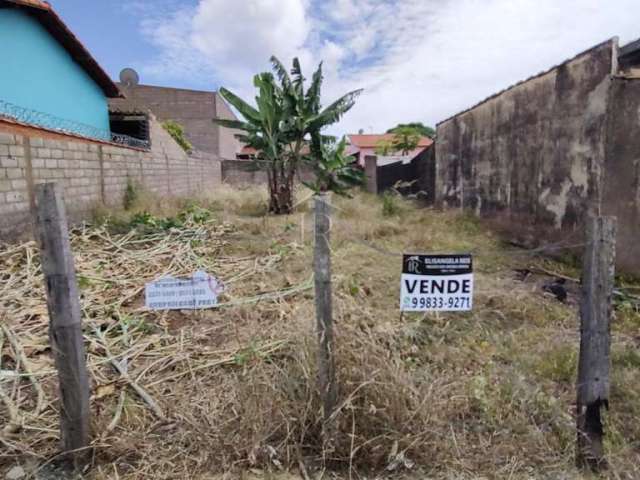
[216,57,362,214]
[218,59,363,447]
[214,72,290,213]
[303,136,364,196]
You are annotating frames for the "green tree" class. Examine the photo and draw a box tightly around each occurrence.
[387,122,436,139]
[215,57,362,214]
[304,136,364,196]
[214,72,290,213]
[389,125,422,155]
[374,138,394,156]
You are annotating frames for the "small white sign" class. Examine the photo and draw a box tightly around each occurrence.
[145,271,222,310]
[400,254,473,312]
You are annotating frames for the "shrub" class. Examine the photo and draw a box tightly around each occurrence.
[162,120,193,153]
[381,191,399,217]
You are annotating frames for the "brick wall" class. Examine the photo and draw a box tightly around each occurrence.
[113,84,243,159]
[0,115,221,238]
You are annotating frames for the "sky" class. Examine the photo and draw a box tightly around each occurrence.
[52,0,639,135]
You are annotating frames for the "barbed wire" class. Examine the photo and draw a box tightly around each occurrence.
[0,99,149,149]
[111,133,150,150]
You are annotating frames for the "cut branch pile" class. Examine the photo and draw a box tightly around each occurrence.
[0,214,306,476]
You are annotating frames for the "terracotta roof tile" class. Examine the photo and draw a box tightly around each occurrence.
[4,0,50,9]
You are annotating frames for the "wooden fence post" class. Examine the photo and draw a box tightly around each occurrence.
[576,215,616,472]
[35,183,91,468]
[314,193,336,446]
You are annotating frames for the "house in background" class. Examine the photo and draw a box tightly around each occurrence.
[348,133,436,199]
[112,83,244,159]
[346,133,434,166]
[236,146,258,160]
[0,0,122,140]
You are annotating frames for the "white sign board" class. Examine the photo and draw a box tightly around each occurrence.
[145,271,222,310]
[400,254,473,311]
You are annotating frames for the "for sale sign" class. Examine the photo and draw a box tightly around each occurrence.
[400,254,473,311]
[145,271,223,310]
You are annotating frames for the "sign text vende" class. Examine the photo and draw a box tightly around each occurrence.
[400,254,473,311]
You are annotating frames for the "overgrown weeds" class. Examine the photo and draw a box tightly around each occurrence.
[1,186,639,479]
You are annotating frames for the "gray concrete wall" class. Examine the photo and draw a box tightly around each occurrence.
[221,159,315,186]
[221,159,268,185]
[436,40,617,255]
[114,84,242,159]
[603,77,640,274]
[214,93,243,160]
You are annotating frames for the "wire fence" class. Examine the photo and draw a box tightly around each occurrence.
[0,99,150,149]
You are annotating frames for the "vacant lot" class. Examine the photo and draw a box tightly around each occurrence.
[1,186,639,479]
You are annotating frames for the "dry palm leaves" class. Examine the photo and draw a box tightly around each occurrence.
[0,211,307,475]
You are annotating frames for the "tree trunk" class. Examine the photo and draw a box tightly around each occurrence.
[268,160,295,214]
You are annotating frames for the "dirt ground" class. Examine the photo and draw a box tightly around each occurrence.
[0,186,638,479]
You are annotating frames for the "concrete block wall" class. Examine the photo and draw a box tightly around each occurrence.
[220,159,314,186]
[0,131,30,234]
[0,116,221,239]
[113,84,243,160]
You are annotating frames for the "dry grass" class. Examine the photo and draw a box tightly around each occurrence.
[0,185,638,479]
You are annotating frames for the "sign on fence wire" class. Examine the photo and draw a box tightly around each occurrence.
[400,254,473,311]
[145,271,222,310]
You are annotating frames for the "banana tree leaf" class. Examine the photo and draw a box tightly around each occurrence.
[219,87,261,123]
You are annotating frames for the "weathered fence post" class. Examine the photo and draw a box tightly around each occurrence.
[314,192,336,446]
[576,215,616,471]
[35,183,90,468]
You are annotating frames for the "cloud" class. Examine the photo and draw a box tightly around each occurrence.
[190,0,311,77]
[138,0,640,135]
[139,0,313,92]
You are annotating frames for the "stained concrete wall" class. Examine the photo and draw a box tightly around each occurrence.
[603,77,640,273]
[436,40,618,259]
[114,84,242,159]
[0,115,221,239]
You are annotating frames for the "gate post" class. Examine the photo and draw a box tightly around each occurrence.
[364,155,378,194]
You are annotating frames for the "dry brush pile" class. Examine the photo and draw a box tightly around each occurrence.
[0,186,639,479]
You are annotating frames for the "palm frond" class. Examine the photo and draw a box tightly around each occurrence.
[291,58,305,105]
[291,58,303,83]
[218,87,261,123]
[308,89,363,131]
[305,62,323,115]
[212,118,248,130]
[270,56,292,90]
